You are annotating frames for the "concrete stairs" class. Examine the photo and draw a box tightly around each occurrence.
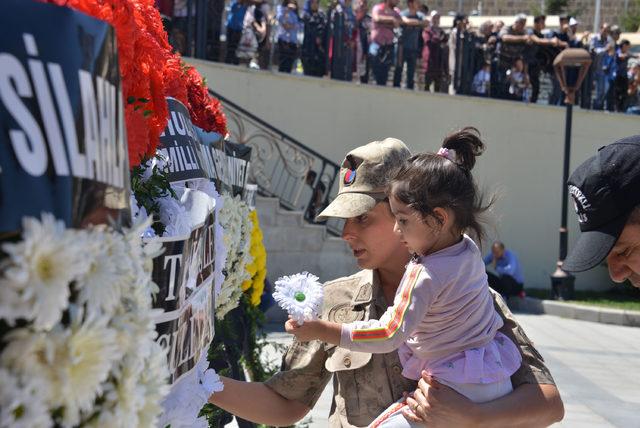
[256,196,358,322]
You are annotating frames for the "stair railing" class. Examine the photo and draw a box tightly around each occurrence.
[210,90,344,236]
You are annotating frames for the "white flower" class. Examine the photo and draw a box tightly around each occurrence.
[109,308,157,362]
[1,319,122,427]
[136,342,170,428]
[158,196,193,237]
[0,214,169,428]
[75,228,127,318]
[273,272,324,325]
[214,195,254,318]
[90,355,145,428]
[86,346,168,428]
[0,368,50,428]
[124,219,162,309]
[0,213,89,329]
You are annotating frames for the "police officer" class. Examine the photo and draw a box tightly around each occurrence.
[208,138,564,427]
[561,135,640,285]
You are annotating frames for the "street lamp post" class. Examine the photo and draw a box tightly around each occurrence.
[550,49,592,300]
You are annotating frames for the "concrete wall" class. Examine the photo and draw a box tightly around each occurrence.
[195,60,640,291]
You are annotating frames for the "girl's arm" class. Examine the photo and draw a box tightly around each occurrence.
[285,318,342,345]
[341,264,434,353]
[286,264,434,354]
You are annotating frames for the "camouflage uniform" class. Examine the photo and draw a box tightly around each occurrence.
[265,269,555,427]
[266,138,556,427]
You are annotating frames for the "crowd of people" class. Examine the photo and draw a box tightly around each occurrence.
[159,0,639,113]
[464,14,640,112]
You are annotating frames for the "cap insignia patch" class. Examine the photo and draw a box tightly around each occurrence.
[343,169,356,186]
[569,185,590,223]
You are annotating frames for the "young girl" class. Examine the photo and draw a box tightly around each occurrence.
[286,128,522,427]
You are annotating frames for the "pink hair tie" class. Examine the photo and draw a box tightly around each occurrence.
[436,147,458,163]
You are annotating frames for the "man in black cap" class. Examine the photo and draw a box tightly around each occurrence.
[562,135,640,288]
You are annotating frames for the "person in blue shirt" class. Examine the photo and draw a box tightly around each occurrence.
[225,0,249,64]
[276,0,302,73]
[601,42,618,111]
[483,241,524,298]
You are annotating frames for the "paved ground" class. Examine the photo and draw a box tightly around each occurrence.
[231,313,640,427]
[517,313,640,428]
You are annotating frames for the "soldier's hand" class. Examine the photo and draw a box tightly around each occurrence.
[403,371,479,427]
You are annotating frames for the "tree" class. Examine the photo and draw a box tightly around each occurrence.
[621,0,640,32]
[546,0,568,15]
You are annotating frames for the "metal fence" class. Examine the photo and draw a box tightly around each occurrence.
[210,90,345,236]
[452,31,613,110]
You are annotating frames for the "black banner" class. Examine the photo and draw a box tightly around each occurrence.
[155,282,214,384]
[0,0,129,234]
[158,97,208,184]
[150,204,216,383]
[159,98,252,199]
[224,141,252,198]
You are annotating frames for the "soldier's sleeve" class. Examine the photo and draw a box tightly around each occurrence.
[264,337,332,408]
[490,289,556,388]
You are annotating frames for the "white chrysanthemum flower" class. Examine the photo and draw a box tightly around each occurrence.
[1,319,122,427]
[109,306,158,363]
[215,195,253,318]
[124,220,162,310]
[0,368,50,428]
[137,342,170,428]
[0,213,89,329]
[273,272,324,325]
[93,355,146,428]
[0,276,29,328]
[215,196,243,307]
[75,228,127,318]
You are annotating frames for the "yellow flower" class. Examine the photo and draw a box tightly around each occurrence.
[243,210,268,306]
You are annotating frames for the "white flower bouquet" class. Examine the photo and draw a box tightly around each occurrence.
[0,214,169,428]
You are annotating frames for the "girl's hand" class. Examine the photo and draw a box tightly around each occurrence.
[285,317,321,342]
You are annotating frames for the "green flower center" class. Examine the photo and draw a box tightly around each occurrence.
[13,404,25,419]
[294,291,306,302]
[36,256,54,281]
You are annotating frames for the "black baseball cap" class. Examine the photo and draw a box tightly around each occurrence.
[563,135,640,272]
